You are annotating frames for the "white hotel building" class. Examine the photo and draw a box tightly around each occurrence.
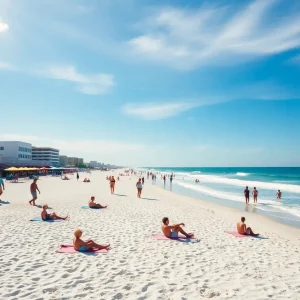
[32,147,60,167]
[0,141,33,162]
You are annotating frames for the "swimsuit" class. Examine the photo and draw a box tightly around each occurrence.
[170,230,178,238]
[42,214,52,221]
[137,183,143,190]
[31,191,37,198]
[78,246,88,252]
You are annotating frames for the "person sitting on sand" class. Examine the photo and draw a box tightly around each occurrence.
[73,228,110,252]
[62,175,69,180]
[237,217,259,236]
[41,204,68,221]
[162,217,194,238]
[83,178,90,182]
[89,196,107,208]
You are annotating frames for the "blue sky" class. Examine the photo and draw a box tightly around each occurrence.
[1,0,300,167]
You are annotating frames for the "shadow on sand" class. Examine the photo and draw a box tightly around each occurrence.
[113,194,128,197]
[142,197,159,201]
[0,200,10,204]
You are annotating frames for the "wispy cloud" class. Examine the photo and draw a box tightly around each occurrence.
[0,61,16,71]
[128,0,300,70]
[0,134,38,142]
[0,21,9,32]
[122,102,198,120]
[40,65,115,95]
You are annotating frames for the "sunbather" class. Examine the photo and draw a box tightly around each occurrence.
[161,217,194,238]
[73,228,110,252]
[237,217,259,236]
[62,176,69,180]
[41,204,68,221]
[83,178,90,182]
[89,196,107,208]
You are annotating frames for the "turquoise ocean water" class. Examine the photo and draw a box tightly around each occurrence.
[142,167,300,228]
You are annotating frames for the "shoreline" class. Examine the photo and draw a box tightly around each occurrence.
[148,180,300,243]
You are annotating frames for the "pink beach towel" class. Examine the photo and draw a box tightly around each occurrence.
[152,233,195,240]
[56,244,108,253]
[225,231,251,238]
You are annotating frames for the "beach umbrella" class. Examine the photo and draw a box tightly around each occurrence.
[4,167,19,171]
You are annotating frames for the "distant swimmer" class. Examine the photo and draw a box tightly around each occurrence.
[136,178,143,198]
[73,228,110,252]
[29,178,40,206]
[89,196,107,208]
[0,176,5,201]
[161,217,194,239]
[41,204,68,221]
[195,179,200,183]
[237,217,259,236]
[244,186,250,204]
[252,187,258,204]
[277,190,282,200]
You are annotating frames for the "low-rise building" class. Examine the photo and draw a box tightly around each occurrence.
[59,155,68,167]
[32,147,60,167]
[0,141,32,162]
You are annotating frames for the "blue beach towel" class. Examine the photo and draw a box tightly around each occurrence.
[30,217,64,222]
[82,206,102,209]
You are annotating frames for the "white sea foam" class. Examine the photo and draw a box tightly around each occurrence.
[183,174,300,194]
[176,182,300,218]
[236,172,250,177]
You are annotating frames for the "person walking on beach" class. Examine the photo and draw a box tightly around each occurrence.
[163,175,166,187]
[142,177,145,185]
[41,204,68,221]
[161,217,194,238]
[237,217,259,236]
[29,178,40,206]
[73,228,110,252]
[252,187,258,204]
[136,178,143,198]
[277,190,282,199]
[76,172,79,181]
[244,186,250,204]
[0,177,5,201]
[109,176,115,194]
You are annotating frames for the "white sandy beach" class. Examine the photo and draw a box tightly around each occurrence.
[0,171,300,300]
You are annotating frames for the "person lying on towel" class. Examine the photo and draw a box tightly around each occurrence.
[237,217,259,236]
[73,228,110,252]
[89,196,107,208]
[41,204,68,221]
[161,217,194,238]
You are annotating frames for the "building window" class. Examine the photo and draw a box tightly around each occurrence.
[0,146,4,150]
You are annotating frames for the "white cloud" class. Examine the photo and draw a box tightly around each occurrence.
[0,22,9,32]
[0,134,38,142]
[41,65,115,95]
[0,61,16,71]
[122,102,197,120]
[128,0,300,69]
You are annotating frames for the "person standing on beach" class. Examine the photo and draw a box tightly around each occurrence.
[29,178,40,206]
[277,190,282,199]
[142,177,145,185]
[110,176,115,194]
[0,177,5,200]
[77,172,79,181]
[136,178,143,198]
[252,187,258,204]
[244,186,250,204]
[163,175,166,187]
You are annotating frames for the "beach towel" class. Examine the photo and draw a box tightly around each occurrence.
[30,217,64,222]
[152,233,195,240]
[82,206,103,209]
[56,245,108,253]
[225,231,254,238]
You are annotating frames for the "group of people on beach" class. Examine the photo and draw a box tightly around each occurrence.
[244,186,282,204]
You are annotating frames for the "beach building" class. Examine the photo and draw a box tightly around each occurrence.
[90,161,98,168]
[59,155,68,167]
[32,147,60,167]
[0,141,32,162]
